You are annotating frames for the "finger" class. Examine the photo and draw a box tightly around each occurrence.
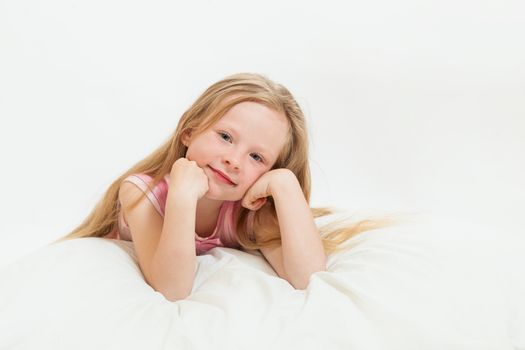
[248,198,266,211]
[256,197,267,207]
[243,194,257,208]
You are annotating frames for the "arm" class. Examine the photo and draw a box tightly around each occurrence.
[150,191,198,301]
[149,158,208,301]
[242,169,326,289]
[120,182,197,302]
[266,171,327,289]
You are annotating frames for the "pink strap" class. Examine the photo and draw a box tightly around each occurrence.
[122,174,165,217]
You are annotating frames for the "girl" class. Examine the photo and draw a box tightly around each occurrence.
[55,72,396,302]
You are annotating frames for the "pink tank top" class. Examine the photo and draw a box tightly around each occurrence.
[106,173,256,255]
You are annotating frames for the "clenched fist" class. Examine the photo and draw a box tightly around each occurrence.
[168,158,209,202]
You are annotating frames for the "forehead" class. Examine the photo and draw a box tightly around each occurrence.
[215,101,289,160]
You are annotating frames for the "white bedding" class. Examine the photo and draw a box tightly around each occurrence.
[0,213,523,350]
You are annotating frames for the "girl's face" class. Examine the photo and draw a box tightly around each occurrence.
[182,101,289,202]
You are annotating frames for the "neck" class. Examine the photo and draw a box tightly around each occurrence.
[196,196,223,216]
[194,196,224,237]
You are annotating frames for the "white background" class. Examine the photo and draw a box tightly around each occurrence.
[1,0,524,268]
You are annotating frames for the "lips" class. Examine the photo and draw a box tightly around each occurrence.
[209,166,236,185]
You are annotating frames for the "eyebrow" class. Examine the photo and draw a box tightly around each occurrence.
[218,123,277,162]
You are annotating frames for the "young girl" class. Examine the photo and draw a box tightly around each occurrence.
[55,72,396,302]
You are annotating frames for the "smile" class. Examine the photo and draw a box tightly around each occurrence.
[209,166,236,186]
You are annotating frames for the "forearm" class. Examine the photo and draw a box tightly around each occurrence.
[150,194,197,301]
[272,174,326,289]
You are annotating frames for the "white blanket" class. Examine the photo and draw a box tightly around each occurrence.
[0,213,523,350]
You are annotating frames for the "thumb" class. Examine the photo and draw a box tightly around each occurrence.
[250,197,267,211]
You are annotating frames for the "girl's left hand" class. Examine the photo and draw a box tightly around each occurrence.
[241,168,295,211]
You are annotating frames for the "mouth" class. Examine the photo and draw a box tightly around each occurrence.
[208,166,237,186]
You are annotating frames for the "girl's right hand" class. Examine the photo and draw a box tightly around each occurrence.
[168,158,209,201]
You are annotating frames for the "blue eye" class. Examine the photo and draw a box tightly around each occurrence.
[251,154,263,162]
[219,132,231,142]
[219,131,264,163]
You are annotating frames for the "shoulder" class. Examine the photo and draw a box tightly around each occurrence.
[118,181,148,212]
[120,173,169,205]
[118,180,164,282]
[118,181,164,241]
[121,173,154,188]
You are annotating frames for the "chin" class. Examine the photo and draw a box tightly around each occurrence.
[204,188,241,202]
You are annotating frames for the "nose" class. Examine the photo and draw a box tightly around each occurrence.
[222,147,241,170]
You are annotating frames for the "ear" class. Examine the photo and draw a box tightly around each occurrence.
[181,128,193,146]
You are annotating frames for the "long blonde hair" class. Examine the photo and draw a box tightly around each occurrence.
[54,72,401,254]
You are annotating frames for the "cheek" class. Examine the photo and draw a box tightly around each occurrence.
[250,169,268,184]
[187,141,212,162]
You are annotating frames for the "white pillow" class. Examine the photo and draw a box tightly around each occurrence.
[0,213,522,350]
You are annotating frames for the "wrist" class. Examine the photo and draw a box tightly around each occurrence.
[270,169,301,197]
[167,189,199,208]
